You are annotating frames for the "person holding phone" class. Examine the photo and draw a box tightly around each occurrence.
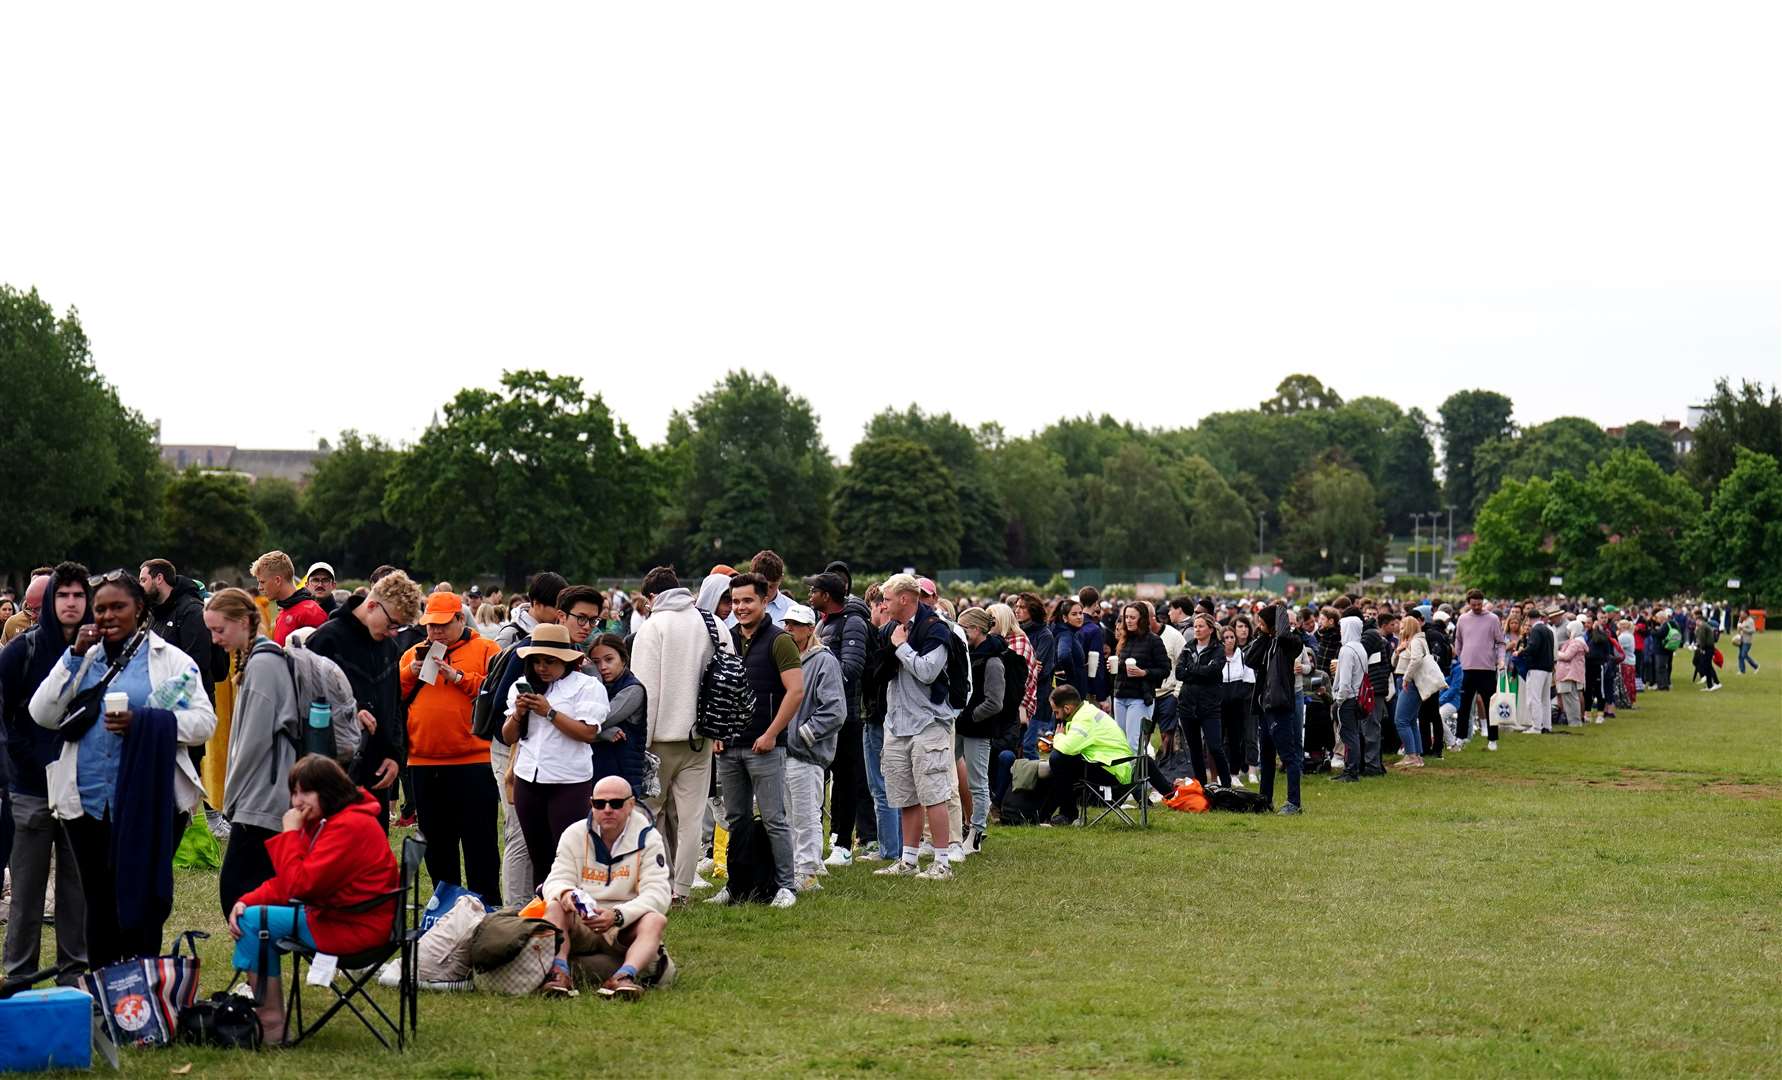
[502,623,609,892]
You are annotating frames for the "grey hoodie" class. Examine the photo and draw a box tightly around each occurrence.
[223,635,303,832]
[1334,616,1368,703]
[786,642,847,767]
[696,573,731,616]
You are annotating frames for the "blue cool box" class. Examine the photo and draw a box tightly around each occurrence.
[0,987,93,1072]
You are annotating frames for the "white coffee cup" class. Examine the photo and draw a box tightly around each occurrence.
[104,691,130,716]
[1124,657,1139,673]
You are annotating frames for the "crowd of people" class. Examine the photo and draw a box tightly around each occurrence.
[0,547,1760,1021]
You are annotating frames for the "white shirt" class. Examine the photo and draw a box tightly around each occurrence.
[1157,623,1186,696]
[1222,650,1252,684]
[507,669,608,784]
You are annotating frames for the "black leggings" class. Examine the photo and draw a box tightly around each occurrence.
[513,776,593,893]
[829,718,869,850]
[66,815,170,968]
[1181,697,1232,788]
[1220,693,1250,774]
[411,763,502,905]
[1418,695,1444,759]
[1584,659,1604,712]
[218,823,277,917]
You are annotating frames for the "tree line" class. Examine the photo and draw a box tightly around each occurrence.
[3,285,1778,603]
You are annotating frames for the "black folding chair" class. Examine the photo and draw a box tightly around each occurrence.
[1077,713,1156,828]
[282,836,426,1051]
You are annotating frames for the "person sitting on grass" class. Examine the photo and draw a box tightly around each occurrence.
[538,775,672,999]
[1036,684,1180,825]
[228,755,399,1044]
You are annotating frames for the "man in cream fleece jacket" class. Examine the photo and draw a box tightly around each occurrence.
[631,567,719,904]
[539,776,672,998]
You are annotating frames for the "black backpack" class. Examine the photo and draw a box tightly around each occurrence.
[694,609,755,743]
[1207,786,1271,813]
[922,620,972,713]
[177,993,262,1050]
[725,818,777,902]
[471,641,523,741]
[997,785,1046,826]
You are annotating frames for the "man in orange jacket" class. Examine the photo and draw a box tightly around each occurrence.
[400,591,503,902]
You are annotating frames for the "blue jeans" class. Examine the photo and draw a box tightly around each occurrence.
[1112,698,1154,755]
[1393,685,1424,755]
[1737,641,1756,672]
[992,749,1016,806]
[1258,703,1303,808]
[861,723,901,854]
[232,905,316,977]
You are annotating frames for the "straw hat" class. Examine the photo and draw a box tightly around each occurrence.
[517,623,584,663]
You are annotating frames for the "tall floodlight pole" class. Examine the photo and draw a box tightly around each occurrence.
[1445,505,1456,580]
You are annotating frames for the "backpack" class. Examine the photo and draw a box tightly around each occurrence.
[922,620,971,712]
[724,818,778,902]
[1663,626,1682,651]
[249,641,360,774]
[1356,664,1376,716]
[997,785,1046,826]
[176,993,262,1051]
[471,642,524,741]
[694,608,755,743]
[1207,785,1271,813]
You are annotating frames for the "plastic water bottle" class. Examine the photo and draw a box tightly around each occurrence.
[305,700,334,757]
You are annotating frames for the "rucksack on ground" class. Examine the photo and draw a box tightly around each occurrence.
[725,818,777,902]
[997,786,1046,826]
[1207,786,1270,813]
[695,608,755,743]
[251,640,360,769]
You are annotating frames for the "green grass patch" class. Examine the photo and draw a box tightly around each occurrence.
[26,643,1782,1077]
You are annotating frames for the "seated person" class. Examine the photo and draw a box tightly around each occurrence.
[1037,685,1180,824]
[228,754,400,1044]
[538,775,672,999]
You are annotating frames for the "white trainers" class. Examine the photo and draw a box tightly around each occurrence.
[824,847,853,867]
[873,860,920,877]
[1706,684,1722,693]
[915,862,955,881]
[1330,756,1345,772]
[690,875,714,891]
[1247,767,1260,785]
[704,887,731,905]
[1487,740,1498,751]
[1229,773,1246,789]
[696,856,716,876]
[946,842,967,863]
[770,887,798,909]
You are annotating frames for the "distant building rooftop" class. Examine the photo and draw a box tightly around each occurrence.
[159,444,323,484]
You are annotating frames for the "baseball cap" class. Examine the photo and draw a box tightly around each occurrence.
[418,591,464,625]
[305,561,335,580]
[783,603,817,626]
[916,577,937,597]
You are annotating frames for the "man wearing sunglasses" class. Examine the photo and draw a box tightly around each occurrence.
[538,775,672,999]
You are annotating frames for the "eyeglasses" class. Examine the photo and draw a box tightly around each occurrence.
[589,797,631,810]
[88,569,132,588]
[565,612,599,625]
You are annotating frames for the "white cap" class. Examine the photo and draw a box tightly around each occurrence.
[783,603,817,626]
[306,561,335,579]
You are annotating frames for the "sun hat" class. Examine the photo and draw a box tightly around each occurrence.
[517,622,584,663]
[418,591,464,626]
[783,603,817,626]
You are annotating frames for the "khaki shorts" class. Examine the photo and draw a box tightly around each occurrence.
[882,722,954,808]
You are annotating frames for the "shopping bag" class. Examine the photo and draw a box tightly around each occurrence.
[1488,672,1518,730]
[173,816,222,870]
[82,930,207,1048]
[420,881,486,936]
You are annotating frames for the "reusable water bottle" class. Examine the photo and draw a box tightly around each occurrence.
[305,699,335,757]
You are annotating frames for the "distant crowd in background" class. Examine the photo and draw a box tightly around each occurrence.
[0,547,1762,1023]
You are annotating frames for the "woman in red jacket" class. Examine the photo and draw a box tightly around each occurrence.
[228,755,399,1044]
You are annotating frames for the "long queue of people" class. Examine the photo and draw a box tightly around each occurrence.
[0,547,1756,1022]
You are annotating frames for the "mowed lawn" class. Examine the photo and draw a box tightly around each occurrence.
[35,640,1782,1078]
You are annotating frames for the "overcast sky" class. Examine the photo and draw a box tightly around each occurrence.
[4,3,1777,457]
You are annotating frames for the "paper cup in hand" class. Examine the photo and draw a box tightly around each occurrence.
[104,692,130,716]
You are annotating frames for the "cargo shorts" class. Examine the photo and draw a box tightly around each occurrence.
[881,721,954,808]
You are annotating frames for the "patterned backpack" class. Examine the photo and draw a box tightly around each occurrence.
[694,608,756,743]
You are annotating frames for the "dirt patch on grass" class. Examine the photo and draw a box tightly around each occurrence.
[1469,768,1778,798]
[1702,780,1781,800]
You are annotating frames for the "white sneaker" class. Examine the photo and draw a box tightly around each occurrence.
[946,842,967,863]
[1707,684,1722,693]
[873,860,920,877]
[696,856,716,876]
[1149,789,1165,805]
[1487,740,1498,751]
[824,847,853,867]
[1229,773,1246,789]
[704,887,731,905]
[1330,756,1345,772]
[915,862,955,881]
[1247,768,1260,785]
[770,887,798,909]
[690,875,714,891]
[861,841,881,859]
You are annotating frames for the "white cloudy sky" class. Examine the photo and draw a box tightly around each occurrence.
[3,2,1777,456]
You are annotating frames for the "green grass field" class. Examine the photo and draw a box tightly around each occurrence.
[28,641,1782,1077]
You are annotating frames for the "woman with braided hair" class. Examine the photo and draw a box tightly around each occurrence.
[204,587,304,915]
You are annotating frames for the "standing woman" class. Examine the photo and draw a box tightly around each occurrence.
[1616,616,1638,709]
[1109,602,1168,755]
[989,603,1037,732]
[1230,616,1260,784]
[587,633,648,796]
[1049,600,1088,702]
[204,588,302,917]
[1388,614,1438,768]
[1173,613,1233,788]
[1736,609,1759,674]
[1586,612,1617,721]
[1218,625,1252,789]
[502,623,609,893]
[30,570,216,968]
[1554,618,1586,726]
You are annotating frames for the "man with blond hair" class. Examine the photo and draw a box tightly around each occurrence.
[871,574,958,882]
[251,550,328,646]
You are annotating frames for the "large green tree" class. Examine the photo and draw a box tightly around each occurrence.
[162,468,265,577]
[1177,455,1253,577]
[1685,449,1782,605]
[1685,378,1782,494]
[669,371,835,573]
[386,371,657,584]
[1277,456,1387,578]
[832,437,961,571]
[1459,476,1556,596]
[1438,389,1515,524]
[1260,373,1343,415]
[1377,407,1442,530]
[866,406,1004,569]
[303,432,414,577]
[1617,420,1678,473]
[983,437,1069,569]
[1470,416,1612,517]
[252,478,318,566]
[1088,443,1189,569]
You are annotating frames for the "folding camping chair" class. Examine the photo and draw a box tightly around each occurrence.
[282,836,426,1051]
[1077,713,1155,828]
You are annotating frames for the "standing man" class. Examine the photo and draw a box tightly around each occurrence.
[871,574,957,881]
[748,550,794,627]
[140,559,220,703]
[1516,608,1557,734]
[398,591,502,903]
[1247,603,1306,814]
[709,573,803,908]
[305,563,339,615]
[806,570,870,866]
[306,570,423,828]
[1452,589,1506,751]
[632,567,717,906]
[251,551,328,646]
[1,570,51,646]
[0,562,90,981]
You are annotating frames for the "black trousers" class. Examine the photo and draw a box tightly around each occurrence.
[1039,751,1172,821]
[65,815,168,969]
[410,763,502,905]
[1454,669,1497,739]
[218,823,277,916]
[1182,697,1232,788]
[1220,694,1250,774]
[1418,694,1444,758]
[829,718,870,850]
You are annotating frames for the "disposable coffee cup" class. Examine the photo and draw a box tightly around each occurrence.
[104,691,130,716]
[1124,658,1139,673]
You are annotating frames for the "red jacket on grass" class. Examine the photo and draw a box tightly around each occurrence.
[239,789,399,956]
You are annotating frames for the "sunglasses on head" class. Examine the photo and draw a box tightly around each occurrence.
[89,569,132,588]
[589,797,631,810]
